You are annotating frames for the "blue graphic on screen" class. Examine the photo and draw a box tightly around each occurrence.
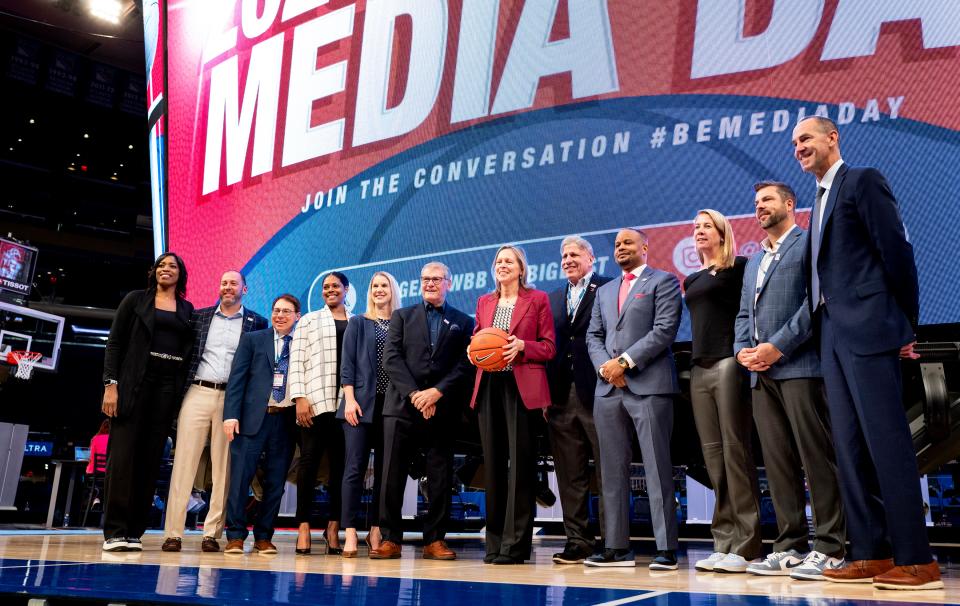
[242,96,959,338]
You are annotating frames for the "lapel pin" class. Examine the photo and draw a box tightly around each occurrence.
[775,253,781,261]
[443,318,450,325]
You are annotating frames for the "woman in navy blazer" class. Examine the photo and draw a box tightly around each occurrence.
[338,272,403,557]
[469,245,556,564]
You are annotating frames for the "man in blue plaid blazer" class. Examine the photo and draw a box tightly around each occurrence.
[734,181,844,580]
[162,271,267,553]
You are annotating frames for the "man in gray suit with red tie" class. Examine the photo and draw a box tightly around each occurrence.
[585,228,681,569]
[794,116,941,590]
[734,181,845,580]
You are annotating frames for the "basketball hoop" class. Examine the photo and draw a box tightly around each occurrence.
[7,350,42,380]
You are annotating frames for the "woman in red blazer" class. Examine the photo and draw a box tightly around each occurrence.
[469,245,556,564]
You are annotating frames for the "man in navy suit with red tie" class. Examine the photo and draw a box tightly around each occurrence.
[794,116,941,590]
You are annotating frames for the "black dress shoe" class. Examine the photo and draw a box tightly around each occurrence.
[552,543,592,564]
[492,555,522,565]
[484,553,498,564]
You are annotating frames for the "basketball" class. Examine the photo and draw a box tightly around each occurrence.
[469,327,511,371]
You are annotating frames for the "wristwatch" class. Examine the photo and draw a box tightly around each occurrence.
[104,379,117,386]
[616,356,630,370]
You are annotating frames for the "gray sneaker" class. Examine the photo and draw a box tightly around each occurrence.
[747,550,806,576]
[790,551,844,581]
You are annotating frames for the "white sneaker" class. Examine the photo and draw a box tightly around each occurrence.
[694,552,728,572]
[747,550,806,576]
[102,538,128,552]
[790,550,844,581]
[713,553,761,573]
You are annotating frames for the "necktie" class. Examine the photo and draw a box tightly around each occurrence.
[809,186,826,310]
[618,273,636,313]
[271,334,291,403]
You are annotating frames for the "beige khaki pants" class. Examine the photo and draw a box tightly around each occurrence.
[163,385,230,539]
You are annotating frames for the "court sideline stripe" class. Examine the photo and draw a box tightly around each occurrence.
[593,590,670,606]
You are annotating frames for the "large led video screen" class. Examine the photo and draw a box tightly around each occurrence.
[162,0,960,333]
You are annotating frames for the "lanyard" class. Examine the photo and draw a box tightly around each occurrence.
[567,282,587,317]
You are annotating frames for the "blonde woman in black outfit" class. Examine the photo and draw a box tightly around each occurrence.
[682,210,761,573]
[101,252,194,552]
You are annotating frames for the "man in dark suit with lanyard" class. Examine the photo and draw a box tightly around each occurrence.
[794,116,941,590]
[546,236,611,564]
[371,262,475,560]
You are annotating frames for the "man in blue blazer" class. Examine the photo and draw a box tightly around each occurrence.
[585,228,681,569]
[221,294,301,555]
[734,181,844,580]
[794,116,941,590]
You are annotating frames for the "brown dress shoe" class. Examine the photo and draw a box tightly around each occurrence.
[254,540,278,554]
[823,558,894,583]
[224,539,245,554]
[873,561,944,590]
[161,537,182,552]
[423,540,456,561]
[201,538,220,553]
[369,540,402,559]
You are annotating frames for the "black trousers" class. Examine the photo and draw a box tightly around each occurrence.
[379,413,453,544]
[547,382,603,551]
[295,411,344,525]
[341,394,385,528]
[103,358,180,540]
[477,372,539,560]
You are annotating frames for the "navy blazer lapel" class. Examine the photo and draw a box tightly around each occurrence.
[819,164,847,246]
[570,277,601,328]
[241,309,258,333]
[434,310,452,356]
[261,329,278,370]
[414,303,431,349]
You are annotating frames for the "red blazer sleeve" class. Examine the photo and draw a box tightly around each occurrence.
[517,290,556,363]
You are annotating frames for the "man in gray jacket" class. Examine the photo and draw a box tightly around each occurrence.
[585,227,681,570]
[735,181,845,580]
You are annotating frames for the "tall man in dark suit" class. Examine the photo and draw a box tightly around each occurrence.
[163,271,267,553]
[221,294,301,555]
[585,228,682,569]
[734,182,844,580]
[371,262,475,560]
[794,116,941,590]
[546,236,611,564]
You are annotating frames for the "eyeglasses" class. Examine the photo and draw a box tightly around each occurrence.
[272,308,296,316]
[420,276,446,284]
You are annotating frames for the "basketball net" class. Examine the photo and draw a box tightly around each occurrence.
[8,351,42,380]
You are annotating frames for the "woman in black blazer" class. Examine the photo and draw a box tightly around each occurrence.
[338,271,402,557]
[101,252,194,552]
